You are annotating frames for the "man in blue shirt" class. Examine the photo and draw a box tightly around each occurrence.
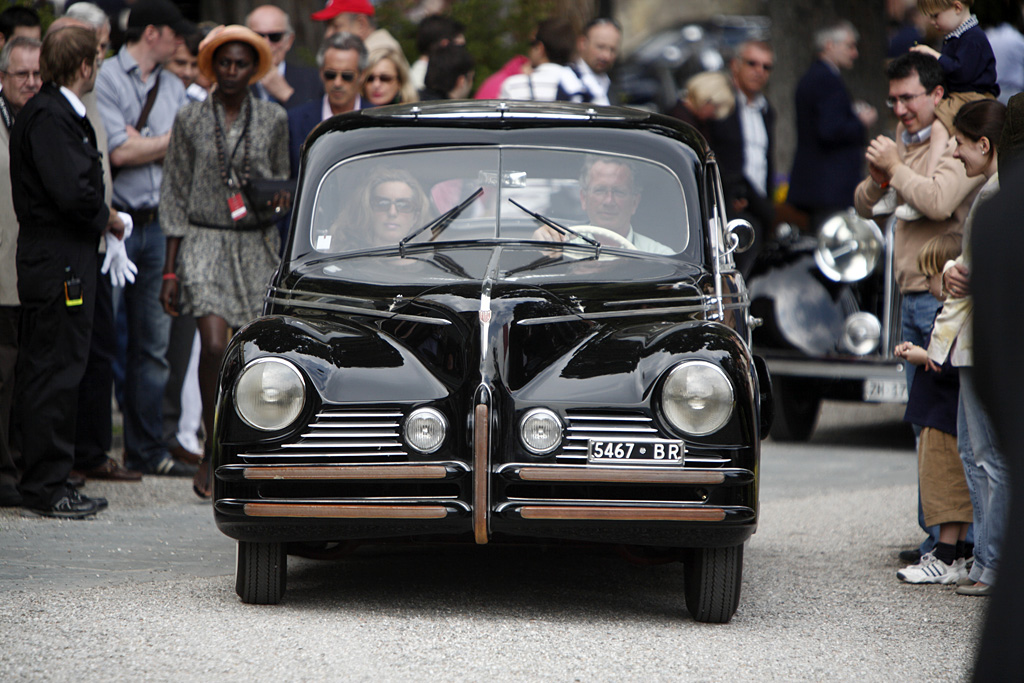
[94,0,192,477]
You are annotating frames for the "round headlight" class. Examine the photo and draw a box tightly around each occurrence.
[841,312,881,355]
[814,210,884,283]
[519,408,562,455]
[234,358,306,431]
[661,361,735,436]
[405,408,447,454]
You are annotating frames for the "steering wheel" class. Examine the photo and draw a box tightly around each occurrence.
[570,225,637,250]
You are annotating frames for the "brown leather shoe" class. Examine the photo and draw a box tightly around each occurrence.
[170,443,202,466]
[81,457,143,481]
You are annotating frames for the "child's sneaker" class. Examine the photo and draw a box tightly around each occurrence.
[894,202,923,221]
[896,551,963,584]
[872,188,898,216]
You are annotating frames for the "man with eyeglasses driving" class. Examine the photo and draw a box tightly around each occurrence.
[245,4,322,110]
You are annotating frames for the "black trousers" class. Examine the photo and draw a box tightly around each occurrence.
[14,256,95,508]
[0,305,20,487]
[73,263,114,471]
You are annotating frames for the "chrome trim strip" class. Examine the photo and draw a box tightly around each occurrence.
[239,464,459,480]
[243,503,451,519]
[515,505,728,522]
[501,464,726,485]
[242,451,408,459]
[267,294,451,325]
[766,358,905,380]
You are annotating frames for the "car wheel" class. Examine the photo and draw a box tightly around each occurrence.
[236,541,286,604]
[683,544,743,623]
[770,376,821,442]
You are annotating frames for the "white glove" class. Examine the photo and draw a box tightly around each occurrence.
[118,211,134,240]
[101,231,138,287]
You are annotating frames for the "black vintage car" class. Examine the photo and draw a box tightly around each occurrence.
[210,101,771,623]
[747,212,906,441]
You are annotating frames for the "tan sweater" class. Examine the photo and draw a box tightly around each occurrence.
[854,124,983,293]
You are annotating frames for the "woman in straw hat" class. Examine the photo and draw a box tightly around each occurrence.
[158,25,290,498]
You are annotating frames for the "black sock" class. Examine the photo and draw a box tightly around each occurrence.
[934,542,956,565]
[958,541,974,560]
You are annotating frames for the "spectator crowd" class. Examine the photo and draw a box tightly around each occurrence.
[0,0,1019,613]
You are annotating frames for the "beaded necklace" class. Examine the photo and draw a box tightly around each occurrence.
[211,95,252,190]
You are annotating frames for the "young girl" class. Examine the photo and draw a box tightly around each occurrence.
[894,233,973,584]
[894,0,998,220]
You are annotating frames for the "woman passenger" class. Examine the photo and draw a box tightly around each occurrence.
[362,48,419,107]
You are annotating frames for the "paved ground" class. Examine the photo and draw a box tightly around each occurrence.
[0,401,986,681]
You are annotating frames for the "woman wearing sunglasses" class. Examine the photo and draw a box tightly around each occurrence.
[342,167,430,248]
[362,48,418,107]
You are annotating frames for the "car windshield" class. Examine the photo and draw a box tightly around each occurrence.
[306,147,699,258]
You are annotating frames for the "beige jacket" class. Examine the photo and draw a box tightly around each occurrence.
[854,124,983,293]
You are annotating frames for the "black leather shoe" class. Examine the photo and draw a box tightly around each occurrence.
[899,548,922,565]
[21,485,100,519]
[151,456,198,477]
[0,482,22,507]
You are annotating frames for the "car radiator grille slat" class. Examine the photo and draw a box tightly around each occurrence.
[243,409,408,460]
[555,411,731,467]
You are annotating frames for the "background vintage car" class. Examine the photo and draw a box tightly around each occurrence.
[210,101,771,622]
[747,212,906,441]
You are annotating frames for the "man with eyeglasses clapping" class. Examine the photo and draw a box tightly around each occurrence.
[245,4,322,110]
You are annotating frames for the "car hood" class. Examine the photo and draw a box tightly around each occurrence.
[266,243,720,400]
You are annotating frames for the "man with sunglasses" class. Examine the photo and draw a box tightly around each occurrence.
[245,4,322,110]
[709,40,776,276]
[287,32,367,181]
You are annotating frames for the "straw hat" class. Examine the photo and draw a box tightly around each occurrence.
[197,24,274,86]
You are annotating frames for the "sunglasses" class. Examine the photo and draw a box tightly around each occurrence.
[256,32,286,43]
[323,70,358,83]
[366,73,396,84]
[371,197,416,214]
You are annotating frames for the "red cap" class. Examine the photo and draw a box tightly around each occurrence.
[311,0,375,21]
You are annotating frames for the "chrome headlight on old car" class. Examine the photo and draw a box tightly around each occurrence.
[234,358,306,431]
[661,361,735,436]
[405,408,447,454]
[519,408,562,455]
[841,312,882,355]
[815,210,884,283]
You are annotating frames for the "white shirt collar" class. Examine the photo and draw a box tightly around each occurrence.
[322,93,361,121]
[902,124,933,145]
[59,86,87,117]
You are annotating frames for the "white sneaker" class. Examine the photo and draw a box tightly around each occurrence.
[894,203,923,221]
[873,188,898,216]
[897,552,964,584]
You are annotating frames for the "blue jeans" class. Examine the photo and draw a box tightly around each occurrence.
[959,369,1010,585]
[122,219,172,472]
[900,291,943,552]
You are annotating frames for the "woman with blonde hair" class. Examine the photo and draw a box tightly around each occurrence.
[339,166,431,249]
[667,71,735,141]
[363,48,419,107]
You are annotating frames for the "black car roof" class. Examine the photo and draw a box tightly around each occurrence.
[304,100,709,159]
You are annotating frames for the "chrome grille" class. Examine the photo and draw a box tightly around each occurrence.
[242,409,408,461]
[556,411,730,466]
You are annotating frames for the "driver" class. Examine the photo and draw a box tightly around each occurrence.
[533,156,674,254]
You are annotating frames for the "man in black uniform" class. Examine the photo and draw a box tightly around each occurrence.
[10,25,124,518]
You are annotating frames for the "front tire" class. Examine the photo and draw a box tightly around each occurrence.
[770,377,821,442]
[683,544,743,623]
[236,541,286,604]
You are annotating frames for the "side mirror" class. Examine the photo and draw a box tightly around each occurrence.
[724,218,755,256]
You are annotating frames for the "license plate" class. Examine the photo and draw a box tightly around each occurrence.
[864,378,908,403]
[587,439,684,465]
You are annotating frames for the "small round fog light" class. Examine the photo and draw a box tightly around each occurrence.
[405,408,447,454]
[841,312,881,355]
[520,408,562,455]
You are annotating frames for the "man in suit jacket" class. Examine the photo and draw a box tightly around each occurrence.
[788,21,878,227]
[709,40,776,276]
[0,36,41,507]
[246,4,322,110]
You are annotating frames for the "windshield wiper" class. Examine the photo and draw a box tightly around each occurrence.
[400,187,484,257]
[508,198,601,255]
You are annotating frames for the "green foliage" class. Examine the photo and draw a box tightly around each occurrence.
[0,0,56,32]
[374,0,556,89]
